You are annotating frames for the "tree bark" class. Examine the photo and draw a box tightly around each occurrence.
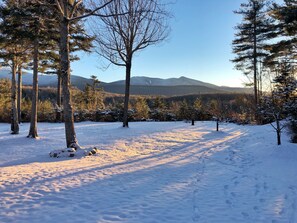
[123,61,132,128]
[60,17,79,148]
[253,6,259,122]
[28,34,39,138]
[56,72,62,122]
[11,59,19,134]
[17,66,22,123]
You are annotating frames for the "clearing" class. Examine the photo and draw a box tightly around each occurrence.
[0,121,296,223]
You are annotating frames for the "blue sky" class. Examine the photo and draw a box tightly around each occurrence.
[71,0,246,87]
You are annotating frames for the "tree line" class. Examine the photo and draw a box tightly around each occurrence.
[0,79,255,126]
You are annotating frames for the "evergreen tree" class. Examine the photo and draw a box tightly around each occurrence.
[264,0,297,76]
[53,0,114,149]
[134,97,149,120]
[153,96,166,111]
[232,0,275,121]
[178,100,190,121]
[43,20,94,122]
[0,79,11,122]
[0,1,31,134]
[266,0,297,142]
[19,1,59,138]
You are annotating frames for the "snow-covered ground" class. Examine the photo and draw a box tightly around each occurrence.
[0,121,296,223]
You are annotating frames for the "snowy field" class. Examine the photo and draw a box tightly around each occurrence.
[0,121,296,223]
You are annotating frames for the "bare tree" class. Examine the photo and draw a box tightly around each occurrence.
[260,94,285,145]
[91,0,170,127]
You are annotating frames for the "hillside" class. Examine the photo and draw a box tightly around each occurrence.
[0,68,251,96]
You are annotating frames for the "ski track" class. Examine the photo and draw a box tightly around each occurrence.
[0,121,296,223]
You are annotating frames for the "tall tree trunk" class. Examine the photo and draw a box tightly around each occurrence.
[123,61,132,128]
[56,72,62,122]
[17,66,22,123]
[60,17,79,148]
[253,10,259,122]
[28,35,39,138]
[11,59,19,134]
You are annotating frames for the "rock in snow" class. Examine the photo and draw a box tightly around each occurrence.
[49,147,99,158]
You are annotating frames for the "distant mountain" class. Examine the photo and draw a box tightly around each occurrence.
[0,68,251,96]
[0,68,92,88]
[110,76,218,88]
[0,68,58,86]
[104,76,251,96]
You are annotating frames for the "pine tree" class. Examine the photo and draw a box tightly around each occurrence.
[0,1,31,134]
[53,0,114,149]
[0,79,11,122]
[264,0,297,74]
[266,0,297,142]
[232,0,275,122]
[18,1,59,138]
[41,18,94,123]
[134,97,149,120]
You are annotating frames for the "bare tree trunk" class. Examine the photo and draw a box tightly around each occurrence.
[123,61,132,128]
[276,119,281,145]
[216,119,219,132]
[17,66,22,123]
[56,72,62,122]
[60,17,79,148]
[11,59,19,134]
[28,35,39,138]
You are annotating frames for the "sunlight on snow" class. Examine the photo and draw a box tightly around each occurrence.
[1,122,296,223]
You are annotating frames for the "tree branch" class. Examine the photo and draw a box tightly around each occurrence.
[70,0,114,21]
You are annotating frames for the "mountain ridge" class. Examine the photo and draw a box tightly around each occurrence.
[0,68,251,96]
[109,76,219,88]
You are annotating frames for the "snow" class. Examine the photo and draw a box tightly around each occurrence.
[0,121,296,223]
